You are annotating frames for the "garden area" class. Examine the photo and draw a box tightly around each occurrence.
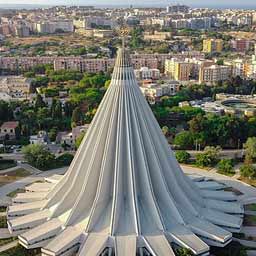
[0,168,31,187]
[0,245,40,256]
[0,160,17,171]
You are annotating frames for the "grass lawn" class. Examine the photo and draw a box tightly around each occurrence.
[0,168,31,187]
[0,215,7,228]
[245,203,256,211]
[0,206,7,212]
[0,162,17,171]
[0,245,40,256]
[239,177,256,187]
[0,237,17,247]
[243,214,256,226]
[216,170,235,177]
[210,241,247,256]
[7,188,25,198]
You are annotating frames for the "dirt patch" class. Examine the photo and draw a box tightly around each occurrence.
[0,168,31,187]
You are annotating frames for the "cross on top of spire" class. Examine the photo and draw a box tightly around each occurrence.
[118,26,129,48]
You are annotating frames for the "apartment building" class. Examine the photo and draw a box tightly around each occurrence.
[199,65,232,84]
[203,39,223,53]
[36,20,74,34]
[165,59,195,81]
[231,39,250,52]
[134,67,160,80]
[143,31,172,41]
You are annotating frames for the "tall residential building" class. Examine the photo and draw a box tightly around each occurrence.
[203,39,223,53]
[36,20,74,34]
[199,65,232,84]
[7,45,243,256]
[166,4,190,13]
[165,59,194,81]
[231,39,250,52]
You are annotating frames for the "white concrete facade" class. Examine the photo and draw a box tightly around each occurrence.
[7,47,243,256]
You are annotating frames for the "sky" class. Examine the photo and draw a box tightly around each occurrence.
[0,0,256,8]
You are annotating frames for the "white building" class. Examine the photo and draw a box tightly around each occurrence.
[134,67,160,80]
[30,131,49,145]
[36,20,74,34]
[7,46,243,256]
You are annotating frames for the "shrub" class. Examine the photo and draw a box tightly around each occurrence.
[175,151,191,164]
[240,165,256,179]
[56,153,74,166]
[217,159,235,175]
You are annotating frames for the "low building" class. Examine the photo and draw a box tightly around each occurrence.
[143,31,172,41]
[29,131,49,145]
[0,121,19,140]
[140,81,179,104]
[36,20,74,34]
[0,76,32,98]
[56,131,73,147]
[72,124,90,141]
[56,125,90,148]
[76,29,113,38]
[134,67,160,80]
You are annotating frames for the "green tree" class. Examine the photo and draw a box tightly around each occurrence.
[71,107,83,126]
[175,248,193,256]
[32,76,49,87]
[175,151,191,164]
[51,99,62,120]
[75,131,85,149]
[34,94,46,109]
[22,144,56,170]
[173,131,194,149]
[162,126,169,136]
[244,137,256,164]
[48,128,58,142]
[56,153,74,166]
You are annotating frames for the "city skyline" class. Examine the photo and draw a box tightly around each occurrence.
[1,0,256,8]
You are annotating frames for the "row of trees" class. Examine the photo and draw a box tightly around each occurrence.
[175,137,256,180]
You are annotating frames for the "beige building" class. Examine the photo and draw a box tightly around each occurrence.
[203,39,223,53]
[140,81,180,104]
[165,59,194,81]
[134,67,160,80]
[0,121,19,140]
[76,29,113,38]
[199,65,232,84]
[144,31,172,41]
[0,76,32,98]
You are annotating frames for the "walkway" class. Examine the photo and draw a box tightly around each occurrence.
[0,166,68,206]
[0,229,13,239]
[181,165,256,204]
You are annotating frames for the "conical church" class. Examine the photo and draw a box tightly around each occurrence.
[7,45,243,256]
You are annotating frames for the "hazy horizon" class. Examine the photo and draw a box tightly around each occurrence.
[0,0,255,9]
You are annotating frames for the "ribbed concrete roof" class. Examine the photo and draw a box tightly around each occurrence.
[8,46,243,256]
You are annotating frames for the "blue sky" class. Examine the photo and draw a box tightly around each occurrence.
[1,0,256,7]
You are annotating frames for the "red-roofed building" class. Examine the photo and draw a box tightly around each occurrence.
[0,121,19,140]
